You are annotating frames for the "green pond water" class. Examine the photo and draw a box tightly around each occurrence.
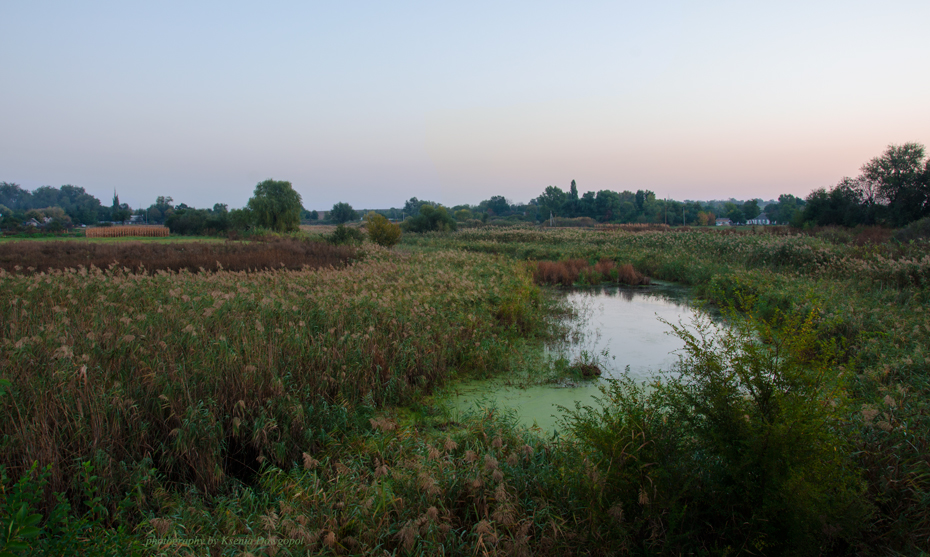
[444,282,714,435]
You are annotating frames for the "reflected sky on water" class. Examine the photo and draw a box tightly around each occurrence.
[445,282,716,435]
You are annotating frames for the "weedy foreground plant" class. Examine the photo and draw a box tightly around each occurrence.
[563,304,868,554]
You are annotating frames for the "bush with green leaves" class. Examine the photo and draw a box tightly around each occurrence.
[365,211,401,248]
[563,305,867,554]
[403,204,457,232]
[0,462,144,556]
[326,223,365,246]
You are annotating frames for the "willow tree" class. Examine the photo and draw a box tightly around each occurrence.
[247,179,302,232]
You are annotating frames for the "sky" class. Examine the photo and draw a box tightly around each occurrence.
[2,1,929,210]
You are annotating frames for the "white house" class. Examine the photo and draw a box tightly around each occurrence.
[746,213,771,225]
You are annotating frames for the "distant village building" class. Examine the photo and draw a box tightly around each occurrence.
[715,218,732,226]
[746,213,771,225]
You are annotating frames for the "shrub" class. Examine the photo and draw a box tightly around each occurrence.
[326,223,365,246]
[402,205,457,233]
[893,216,930,243]
[365,211,401,248]
[564,307,867,553]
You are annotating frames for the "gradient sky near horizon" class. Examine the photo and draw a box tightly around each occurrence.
[2,1,929,210]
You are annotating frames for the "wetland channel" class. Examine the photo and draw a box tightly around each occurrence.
[444,282,717,434]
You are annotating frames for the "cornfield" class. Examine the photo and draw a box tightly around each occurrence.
[85,225,169,238]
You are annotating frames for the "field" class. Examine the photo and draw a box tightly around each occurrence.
[1,228,928,555]
[0,235,226,244]
[0,237,356,274]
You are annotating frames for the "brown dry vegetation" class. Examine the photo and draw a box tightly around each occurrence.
[596,223,671,232]
[85,225,169,238]
[0,237,356,274]
[533,258,650,287]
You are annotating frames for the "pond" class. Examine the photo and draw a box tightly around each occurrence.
[443,282,714,435]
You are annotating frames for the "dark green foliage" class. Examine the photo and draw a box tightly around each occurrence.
[797,143,930,228]
[862,142,929,226]
[893,216,930,242]
[327,223,365,245]
[402,197,440,217]
[0,183,104,226]
[329,202,357,224]
[480,195,511,217]
[247,179,302,232]
[742,198,761,220]
[403,204,457,232]
[563,307,868,554]
[535,185,566,218]
[764,193,805,225]
[800,180,876,227]
[0,463,143,555]
[164,205,232,235]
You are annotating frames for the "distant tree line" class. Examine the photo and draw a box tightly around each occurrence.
[5,143,927,235]
[1,183,114,229]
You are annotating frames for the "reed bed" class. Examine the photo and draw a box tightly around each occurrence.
[0,248,552,523]
[86,225,169,238]
[533,258,650,287]
[137,409,593,556]
[0,237,355,274]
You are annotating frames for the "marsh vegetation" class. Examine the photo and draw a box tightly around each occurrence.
[1,226,928,555]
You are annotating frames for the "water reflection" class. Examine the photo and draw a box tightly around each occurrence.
[554,282,699,382]
[445,282,712,434]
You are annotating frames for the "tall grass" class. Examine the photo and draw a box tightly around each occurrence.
[0,248,553,523]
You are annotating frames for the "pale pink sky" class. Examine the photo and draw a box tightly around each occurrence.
[2,1,928,209]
